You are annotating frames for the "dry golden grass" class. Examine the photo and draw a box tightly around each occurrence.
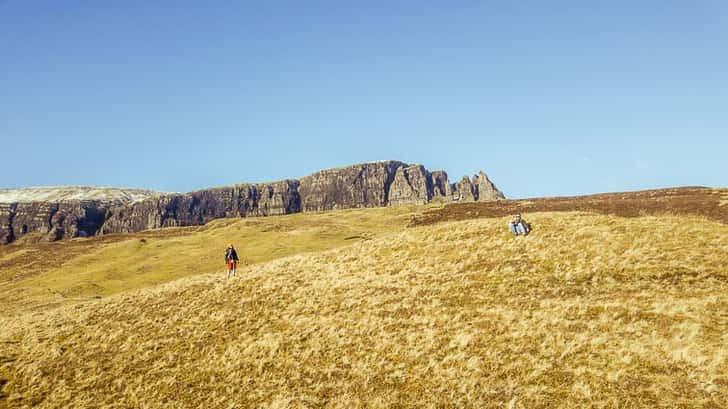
[0,205,420,316]
[1,211,726,408]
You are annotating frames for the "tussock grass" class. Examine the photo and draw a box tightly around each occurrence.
[1,212,726,408]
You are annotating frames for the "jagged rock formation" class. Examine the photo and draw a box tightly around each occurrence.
[298,161,403,211]
[388,165,432,206]
[1,161,504,244]
[430,171,452,201]
[473,171,503,201]
[454,176,477,202]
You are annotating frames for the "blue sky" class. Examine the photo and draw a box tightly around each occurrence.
[1,1,726,198]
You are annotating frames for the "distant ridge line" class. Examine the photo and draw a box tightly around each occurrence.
[0,160,503,244]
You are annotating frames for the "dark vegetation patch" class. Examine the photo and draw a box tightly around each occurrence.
[410,187,727,226]
[344,235,372,241]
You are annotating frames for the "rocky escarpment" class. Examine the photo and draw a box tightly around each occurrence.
[450,171,504,202]
[99,181,300,234]
[430,170,452,200]
[0,201,117,244]
[388,165,433,206]
[1,161,504,243]
[0,188,156,244]
[298,161,404,211]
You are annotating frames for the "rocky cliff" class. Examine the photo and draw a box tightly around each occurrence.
[1,161,504,244]
[99,181,301,234]
[388,165,433,206]
[0,188,156,244]
[298,161,404,211]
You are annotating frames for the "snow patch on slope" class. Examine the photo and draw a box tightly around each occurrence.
[0,186,161,204]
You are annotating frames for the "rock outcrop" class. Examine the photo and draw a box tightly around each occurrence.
[0,203,17,244]
[453,176,477,202]
[430,171,452,201]
[0,201,109,244]
[298,161,404,211]
[388,165,432,206]
[99,181,300,234]
[0,187,158,244]
[448,172,505,202]
[1,161,504,244]
[472,171,505,201]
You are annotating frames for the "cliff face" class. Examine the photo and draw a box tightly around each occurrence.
[388,165,432,206]
[430,171,452,201]
[99,181,300,234]
[472,171,504,201]
[298,161,404,211]
[1,161,504,243]
[0,201,111,244]
[0,203,16,244]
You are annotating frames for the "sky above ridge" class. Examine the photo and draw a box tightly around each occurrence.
[1,1,726,198]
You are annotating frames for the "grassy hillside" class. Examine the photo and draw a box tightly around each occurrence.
[1,207,726,407]
[0,205,422,316]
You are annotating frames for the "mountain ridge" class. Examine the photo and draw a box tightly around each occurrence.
[0,160,504,244]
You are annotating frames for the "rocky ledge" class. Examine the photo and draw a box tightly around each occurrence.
[0,161,504,244]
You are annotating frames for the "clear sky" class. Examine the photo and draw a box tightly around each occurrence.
[1,1,726,198]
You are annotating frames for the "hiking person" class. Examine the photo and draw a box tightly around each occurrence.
[225,244,239,278]
[509,213,530,236]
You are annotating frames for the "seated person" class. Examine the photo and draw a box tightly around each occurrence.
[509,213,530,236]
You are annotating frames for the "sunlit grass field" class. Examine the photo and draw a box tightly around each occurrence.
[1,191,727,408]
[0,205,420,316]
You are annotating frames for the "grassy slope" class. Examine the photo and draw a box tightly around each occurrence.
[0,205,422,316]
[1,210,727,408]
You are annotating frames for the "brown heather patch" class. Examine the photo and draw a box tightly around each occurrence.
[720,189,728,207]
[1,212,726,408]
[411,187,728,226]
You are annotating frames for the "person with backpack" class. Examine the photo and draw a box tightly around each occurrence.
[509,213,531,236]
[225,244,239,278]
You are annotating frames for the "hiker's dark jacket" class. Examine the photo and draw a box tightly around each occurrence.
[225,248,239,262]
